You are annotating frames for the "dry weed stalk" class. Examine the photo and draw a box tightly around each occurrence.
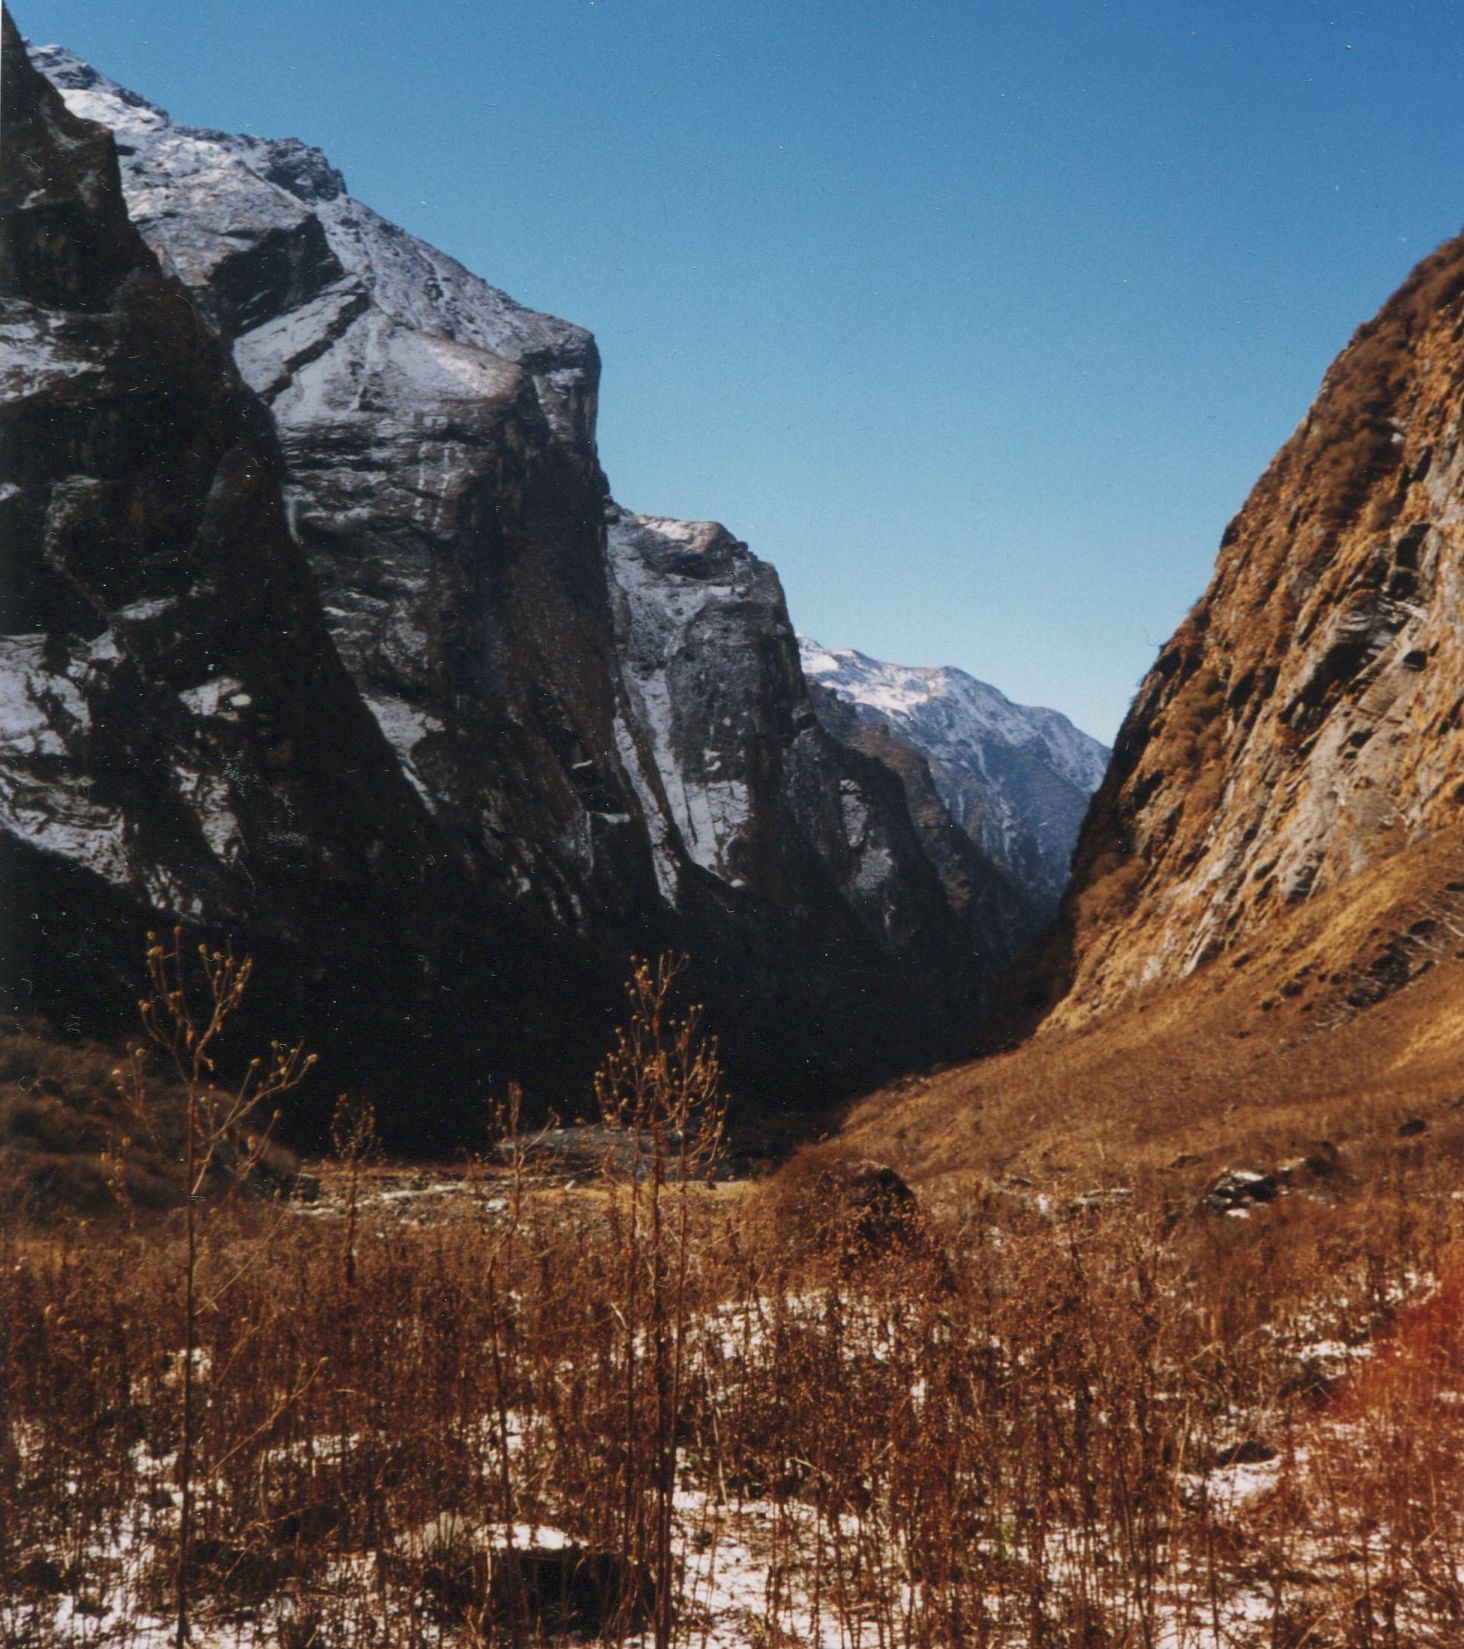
[594,953,726,1648]
[120,929,315,1647]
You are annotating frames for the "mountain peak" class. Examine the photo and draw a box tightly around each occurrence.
[26,41,350,203]
[799,637,1110,920]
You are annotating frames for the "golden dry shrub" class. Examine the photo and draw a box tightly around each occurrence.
[761,1139,933,1268]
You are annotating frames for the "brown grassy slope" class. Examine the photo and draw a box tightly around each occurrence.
[847,825,1464,1202]
[850,232,1464,1193]
[0,1016,301,1218]
[1024,232,1464,1030]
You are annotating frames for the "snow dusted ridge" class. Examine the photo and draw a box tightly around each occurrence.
[27,44,598,453]
[1,14,478,1126]
[25,38,630,926]
[28,45,603,870]
[801,640,1110,915]
[605,508,986,974]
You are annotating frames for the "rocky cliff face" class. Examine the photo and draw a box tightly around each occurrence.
[0,10,508,1139]
[799,641,1109,933]
[1037,233,1464,1028]
[803,678,1041,965]
[4,27,997,1132]
[30,41,631,944]
[605,509,988,1083]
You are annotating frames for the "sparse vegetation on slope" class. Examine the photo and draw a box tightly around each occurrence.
[0,1017,302,1223]
[1032,225,1464,1029]
[855,827,1464,1204]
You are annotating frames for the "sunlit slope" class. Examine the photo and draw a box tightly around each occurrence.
[849,826,1464,1197]
[1031,233,1464,1030]
[850,231,1464,1188]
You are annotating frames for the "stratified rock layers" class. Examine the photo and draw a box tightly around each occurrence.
[1041,235,1464,1026]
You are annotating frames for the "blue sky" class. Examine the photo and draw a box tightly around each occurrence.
[17,0,1464,740]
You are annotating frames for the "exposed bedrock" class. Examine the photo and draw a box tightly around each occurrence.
[1030,232,1464,1029]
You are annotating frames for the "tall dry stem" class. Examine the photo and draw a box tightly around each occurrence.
[594,952,727,1649]
[122,929,314,1646]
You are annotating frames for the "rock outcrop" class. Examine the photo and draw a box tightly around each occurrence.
[3,24,1002,1136]
[29,40,632,947]
[0,8,496,1140]
[799,641,1109,939]
[1036,233,1464,1028]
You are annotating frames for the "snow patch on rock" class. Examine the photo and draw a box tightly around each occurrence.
[362,695,444,806]
[178,677,251,722]
[0,639,134,885]
[607,510,772,880]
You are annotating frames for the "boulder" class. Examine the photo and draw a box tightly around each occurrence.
[1213,1437,1278,1469]
[394,1517,651,1633]
[489,1544,653,1636]
[1277,1140,1341,1189]
[13,1550,68,1596]
[1206,1169,1282,1213]
[813,1157,924,1255]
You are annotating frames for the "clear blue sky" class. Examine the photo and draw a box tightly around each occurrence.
[15,1,1464,740]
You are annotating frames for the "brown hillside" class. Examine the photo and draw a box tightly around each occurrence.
[852,233,1464,1190]
[849,767,1464,1200]
[1027,231,1464,1030]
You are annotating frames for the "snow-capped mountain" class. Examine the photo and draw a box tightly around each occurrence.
[3,30,1016,1133]
[800,641,1110,918]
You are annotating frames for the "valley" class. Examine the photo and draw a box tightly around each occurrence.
[4,3,1464,1645]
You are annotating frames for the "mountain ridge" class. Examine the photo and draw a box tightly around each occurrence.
[1030,227,1464,1031]
[800,637,1109,924]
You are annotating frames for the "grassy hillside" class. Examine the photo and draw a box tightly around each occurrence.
[849,825,1464,1205]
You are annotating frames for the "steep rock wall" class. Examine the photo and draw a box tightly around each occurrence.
[0,11,530,1141]
[4,27,1001,1129]
[1039,233,1464,1027]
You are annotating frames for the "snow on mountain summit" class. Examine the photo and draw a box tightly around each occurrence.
[27,41,598,451]
[799,642,1108,792]
[800,639,1111,915]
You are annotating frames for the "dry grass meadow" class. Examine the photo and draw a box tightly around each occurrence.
[6,863,1464,1647]
[8,1124,1464,1647]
